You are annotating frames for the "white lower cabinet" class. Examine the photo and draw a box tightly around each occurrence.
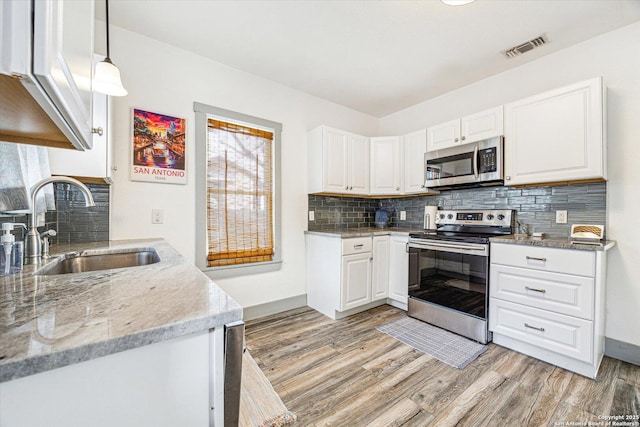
[388,234,409,308]
[306,233,407,319]
[341,252,373,311]
[489,242,608,378]
[372,236,390,301]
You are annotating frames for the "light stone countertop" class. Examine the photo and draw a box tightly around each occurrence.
[490,235,616,251]
[305,227,425,238]
[0,238,242,383]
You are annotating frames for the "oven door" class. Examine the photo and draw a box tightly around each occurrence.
[408,240,489,320]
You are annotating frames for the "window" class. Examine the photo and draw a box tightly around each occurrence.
[194,103,281,275]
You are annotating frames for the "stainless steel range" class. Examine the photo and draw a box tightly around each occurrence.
[407,209,514,344]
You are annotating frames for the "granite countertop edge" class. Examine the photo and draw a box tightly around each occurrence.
[0,238,242,383]
[490,235,616,251]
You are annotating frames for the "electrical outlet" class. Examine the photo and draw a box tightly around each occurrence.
[152,209,164,224]
[308,211,315,221]
[400,211,406,221]
[556,210,567,224]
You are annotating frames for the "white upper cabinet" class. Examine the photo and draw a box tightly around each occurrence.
[369,136,401,195]
[348,134,370,194]
[427,106,503,152]
[48,84,111,180]
[402,129,428,194]
[0,0,95,150]
[504,77,605,186]
[427,118,460,152]
[307,125,369,195]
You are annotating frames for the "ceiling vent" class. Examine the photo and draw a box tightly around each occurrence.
[504,35,548,58]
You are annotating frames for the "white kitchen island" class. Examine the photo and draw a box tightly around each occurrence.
[0,239,243,426]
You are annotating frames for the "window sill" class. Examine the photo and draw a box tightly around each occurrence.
[201,259,283,279]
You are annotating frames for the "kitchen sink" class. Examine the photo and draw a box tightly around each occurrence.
[35,248,161,275]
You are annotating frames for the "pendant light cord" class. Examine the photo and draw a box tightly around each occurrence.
[105,0,111,60]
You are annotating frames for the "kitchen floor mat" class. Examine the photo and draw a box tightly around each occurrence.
[376,316,487,369]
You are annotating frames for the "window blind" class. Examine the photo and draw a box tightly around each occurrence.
[206,119,274,267]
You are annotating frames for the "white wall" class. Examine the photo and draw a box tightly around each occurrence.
[380,22,640,347]
[108,27,378,309]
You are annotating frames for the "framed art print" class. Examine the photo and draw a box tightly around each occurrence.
[131,108,186,184]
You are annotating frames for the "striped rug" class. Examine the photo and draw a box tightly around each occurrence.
[377,316,487,369]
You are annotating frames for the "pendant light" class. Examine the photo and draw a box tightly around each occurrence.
[94,0,127,96]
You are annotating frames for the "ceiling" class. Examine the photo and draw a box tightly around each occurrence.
[104,0,640,117]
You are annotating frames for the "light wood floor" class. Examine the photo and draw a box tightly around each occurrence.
[245,305,640,426]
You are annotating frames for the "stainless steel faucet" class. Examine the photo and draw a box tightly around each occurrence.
[24,176,96,265]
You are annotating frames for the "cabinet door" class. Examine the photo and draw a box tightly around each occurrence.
[403,130,427,193]
[322,127,349,193]
[341,253,372,311]
[427,119,461,152]
[388,235,409,304]
[372,236,390,301]
[504,78,604,186]
[32,0,95,150]
[347,134,370,194]
[369,136,401,195]
[461,106,503,144]
[48,86,111,178]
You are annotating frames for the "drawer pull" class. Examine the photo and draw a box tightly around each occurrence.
[524,323,545,333]
[354,244,364,249]
[525,286,546,294]
[526,256,547,262]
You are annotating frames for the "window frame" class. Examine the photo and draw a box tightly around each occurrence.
[194,102,282,277]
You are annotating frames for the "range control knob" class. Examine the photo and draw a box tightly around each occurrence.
[486,214,494,220]
[447,214,454,220]
[497,214,505,221]
[439,214,446,220]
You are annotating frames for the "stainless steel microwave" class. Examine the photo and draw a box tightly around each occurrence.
[424,136,504,189]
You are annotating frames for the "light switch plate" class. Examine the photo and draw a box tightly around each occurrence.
[152,209,164,224]
[556,210,567,224]
[308,211,315,221]
[400,211,406,220]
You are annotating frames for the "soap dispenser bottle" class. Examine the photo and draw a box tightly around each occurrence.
[1,223,26,275]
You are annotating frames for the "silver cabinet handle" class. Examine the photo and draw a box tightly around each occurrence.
[525,286,546,293]
[350,186,353,190]
[369,257,373,261]
[91,127,104,136]
[454,137,459,142]
[420,184,425,188]
[524,323,545,332]
[395,187,400,191]
[526,256,547,262]
[506,176,511,180]
[345,186,349,190]
[354,244,364,249]
[461,136,466,141]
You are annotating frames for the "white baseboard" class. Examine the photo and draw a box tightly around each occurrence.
[242,294,307,321]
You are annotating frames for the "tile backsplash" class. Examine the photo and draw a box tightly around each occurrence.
[308,182,607,238]
[0,183,110,244]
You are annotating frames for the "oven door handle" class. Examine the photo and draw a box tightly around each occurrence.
[473,144,479,179]
[408,240,488,253]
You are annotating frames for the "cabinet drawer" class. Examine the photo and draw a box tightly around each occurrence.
[491,243,595,277]
[489,299,593,363]
[490,265,594,319]
[342,237,372,255]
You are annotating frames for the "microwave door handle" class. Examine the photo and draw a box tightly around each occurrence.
[473,145,479,179]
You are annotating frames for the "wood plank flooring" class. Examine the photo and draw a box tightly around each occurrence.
[245,305,640,426]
